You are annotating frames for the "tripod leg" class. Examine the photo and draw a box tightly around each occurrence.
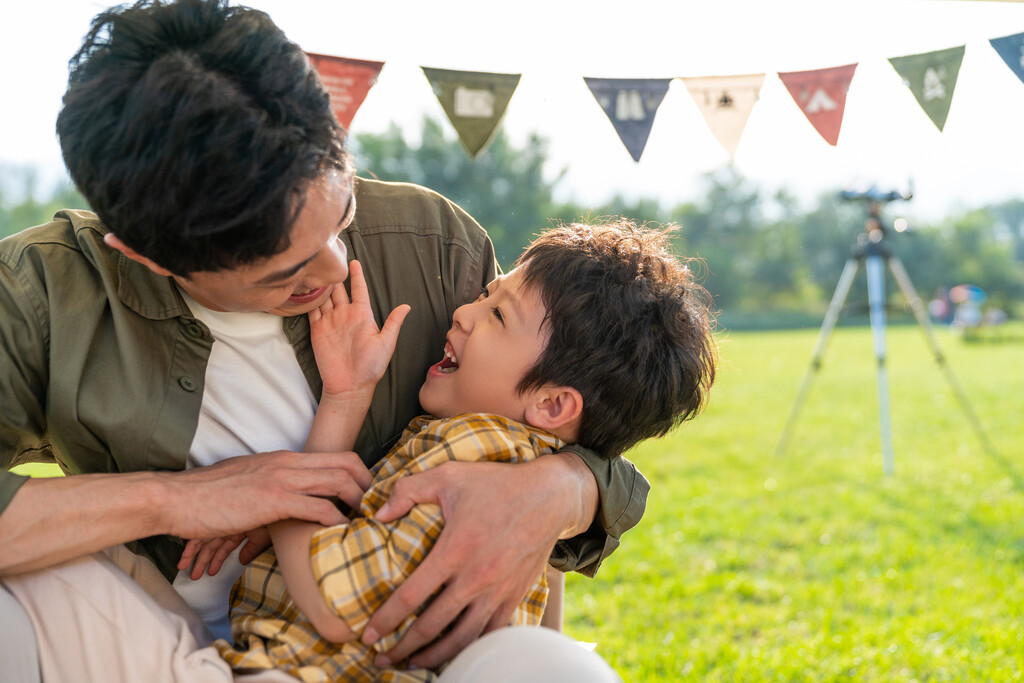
[776,257,860,455]
[887,256,999,456]
[865,253,895,475]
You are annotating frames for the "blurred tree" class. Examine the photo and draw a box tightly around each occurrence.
[352,117,563,269]
[0,167,87,239]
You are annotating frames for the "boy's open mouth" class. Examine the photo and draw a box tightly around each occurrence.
[438,342,459,374]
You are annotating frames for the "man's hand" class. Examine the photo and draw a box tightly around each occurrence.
[0,450,373,576]
[160,450,371,542]
[177,526,271,579]
[361,453,598,669]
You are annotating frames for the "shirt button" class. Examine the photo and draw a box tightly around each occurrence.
[184,322,204,338]
[178,376,198,392]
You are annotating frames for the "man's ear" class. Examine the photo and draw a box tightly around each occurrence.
[524,385,583,434]
[103,233,175,277]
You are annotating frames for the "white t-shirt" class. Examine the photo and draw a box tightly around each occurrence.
[172,290,317,640]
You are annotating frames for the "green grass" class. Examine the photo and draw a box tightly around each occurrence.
[13,325,1022,679]
[565,325,1024,682]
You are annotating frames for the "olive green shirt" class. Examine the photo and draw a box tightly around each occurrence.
[0,178,649,579]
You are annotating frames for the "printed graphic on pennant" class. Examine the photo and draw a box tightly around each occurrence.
[421,67,521,157]
[888,46,965,132]
[989,32,1024,85]
[680,74,765,159]
[583,78,672,162]
[305,53,384,130]
[778,63,857,146]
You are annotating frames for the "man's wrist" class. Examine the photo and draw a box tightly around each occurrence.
[544,451,599,539]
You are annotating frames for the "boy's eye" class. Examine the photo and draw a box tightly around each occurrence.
[491,306,504,323]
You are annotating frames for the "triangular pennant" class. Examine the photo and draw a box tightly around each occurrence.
[989,32,1024,85]
[582,78,671,162]
[778,63,858,146]
[421,67,521,157]
[680,74,765,159]
[305,53,384,130]
[888,46,965,132]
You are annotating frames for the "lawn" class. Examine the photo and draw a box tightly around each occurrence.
[12,324,1021,680]
[564,324,1023,681]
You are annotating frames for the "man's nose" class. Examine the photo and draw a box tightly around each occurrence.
[309,237,349,287]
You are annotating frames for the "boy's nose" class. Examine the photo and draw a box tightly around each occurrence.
[451,300,479,331]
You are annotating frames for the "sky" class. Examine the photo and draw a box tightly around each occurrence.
[2,0,1023,221]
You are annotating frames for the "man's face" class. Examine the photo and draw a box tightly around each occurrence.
[174,170,355,317]
[418,266,550,421]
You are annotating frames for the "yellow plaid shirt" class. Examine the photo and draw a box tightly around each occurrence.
[215,413,565,682]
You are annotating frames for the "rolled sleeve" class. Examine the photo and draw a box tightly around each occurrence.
[548,446,650,577]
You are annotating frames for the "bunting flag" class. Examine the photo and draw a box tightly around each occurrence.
[990,31,1024,84]
[583,78,672,162]
[305,53,384,130]
[421,67,521,157]
[888,46,965,131]
[778,64,858,146]
[680,74,765,159]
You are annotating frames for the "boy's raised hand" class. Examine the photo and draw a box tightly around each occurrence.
[309,260,411,400]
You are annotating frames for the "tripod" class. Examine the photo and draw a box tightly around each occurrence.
[775,196,996,474]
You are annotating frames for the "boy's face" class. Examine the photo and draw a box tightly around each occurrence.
[419,266,549,421]
[172,170,355,317]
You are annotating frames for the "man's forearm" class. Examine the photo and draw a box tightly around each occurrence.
[0,473,169,575]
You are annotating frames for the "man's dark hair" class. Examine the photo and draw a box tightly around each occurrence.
[57,0,349,275]
[516,219,717,457]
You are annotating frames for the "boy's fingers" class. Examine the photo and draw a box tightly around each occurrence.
[347,260,369,305]
[380,305,412,346]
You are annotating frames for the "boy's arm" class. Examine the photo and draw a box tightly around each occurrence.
[269,520,356,642]
[270,260,408,640]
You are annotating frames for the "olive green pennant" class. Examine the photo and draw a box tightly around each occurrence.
[421,67,521,157]
[888,46,965,131]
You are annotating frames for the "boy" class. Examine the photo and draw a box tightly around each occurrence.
[212,219,717,681]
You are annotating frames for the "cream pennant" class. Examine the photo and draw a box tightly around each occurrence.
[680,74,765,159]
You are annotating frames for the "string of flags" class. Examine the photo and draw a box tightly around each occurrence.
[307,31,1024,163]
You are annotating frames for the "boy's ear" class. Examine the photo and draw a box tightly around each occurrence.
[104,233,175,277]
[524,385,583,434]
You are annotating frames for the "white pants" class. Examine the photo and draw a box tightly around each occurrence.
[0,549,620,683]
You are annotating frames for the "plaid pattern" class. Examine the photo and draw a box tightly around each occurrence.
[216,413,565,682]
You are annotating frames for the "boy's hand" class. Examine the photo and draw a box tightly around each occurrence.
[310,260,411,400]
[177,527,272,579]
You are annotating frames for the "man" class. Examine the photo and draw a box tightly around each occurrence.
[0,0,647,679]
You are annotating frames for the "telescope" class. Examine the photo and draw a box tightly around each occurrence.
[838,184,913,204]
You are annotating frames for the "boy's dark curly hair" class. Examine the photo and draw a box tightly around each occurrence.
[57,0,350,275]
[516,219,717,456]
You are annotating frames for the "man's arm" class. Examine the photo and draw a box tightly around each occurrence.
[361,451,597,669]
[0,450,369,576]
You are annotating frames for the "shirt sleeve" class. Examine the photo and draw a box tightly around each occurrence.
[548,447,651,578]
[0,241,52,515]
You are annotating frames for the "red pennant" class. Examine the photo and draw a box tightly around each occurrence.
[305,53,384,130]
[778,64,857,146]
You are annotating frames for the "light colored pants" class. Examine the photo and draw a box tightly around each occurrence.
[0,548,620,683]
